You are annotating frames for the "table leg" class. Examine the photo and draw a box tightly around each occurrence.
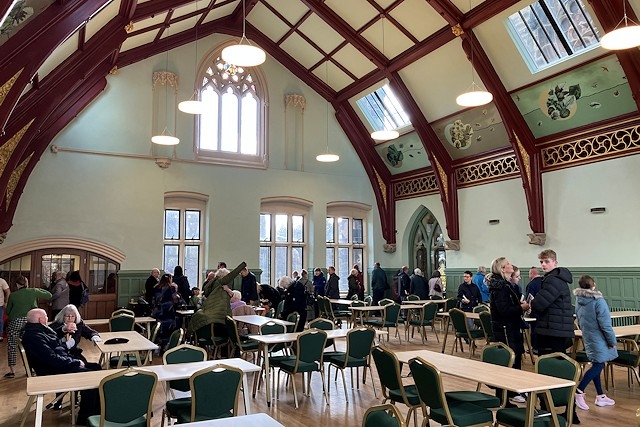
[242,374,252,414]
[35,395,44,427]
[70,391,76,425]
[541,390,562,427]
[440,317,450,353]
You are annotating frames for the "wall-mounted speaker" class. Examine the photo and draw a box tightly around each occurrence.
[590,207,606,214]
[488,219,500,225]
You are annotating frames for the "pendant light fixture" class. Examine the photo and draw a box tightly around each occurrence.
[316,62,339,163]
[221,0,266,67]
[600,0,640,50]
[152,26,180,146]
[371,16,399,142]
[178,0,205,114]
[456,1,493,108]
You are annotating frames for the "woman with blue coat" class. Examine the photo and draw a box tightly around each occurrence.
[573,275,617,410]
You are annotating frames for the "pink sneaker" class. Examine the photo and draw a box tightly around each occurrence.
[575,392,589,410]
[595,394,615,406]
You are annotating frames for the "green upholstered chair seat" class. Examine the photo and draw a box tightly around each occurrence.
[445,390,501,408]
[389,384,420,406]
[613,350,638,365]
[268,355,296,367]
[237,339,260,351]
[175,409,233,424]
[333,310,351,317]
[87,415,147,427]
[363,319,383,327]
[279,359,319,373]
[455,328,485,339]
[325,353,368,368]
[496,407,567,427]
[409,318,434,326]
[165,396,191,414]
[321,350,343,359]
[109,354,139,368]
[431,400,495,426]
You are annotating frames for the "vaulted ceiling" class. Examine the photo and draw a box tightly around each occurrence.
[1,0,640,246]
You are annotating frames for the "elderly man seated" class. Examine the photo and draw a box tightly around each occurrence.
[21,308,100,425]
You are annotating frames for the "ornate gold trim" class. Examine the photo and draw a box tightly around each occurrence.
[109,66,118,75]
[125,21,134,33]
[451,24,464,37]
[434,159,448,202]
[0,120,34,178]
[0,68,23,107]
[374,169,387,207]
[515,135,531,183]
[5,153,32,208]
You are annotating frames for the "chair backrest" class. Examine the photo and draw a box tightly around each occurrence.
[18,340,35,377]
[362,403,407,427]
[371,346,405,399]
[352,300,366,308]
[346,327,376,360]
[112,308,135,317]
[351,294,359,300]
[408,357,448,416]
[473,304,489,313]
[479,311,494,340]
[481,342,515,367]
[286,311,300,333]
[149,322,161,344]
[265,307,275,318]
[364,295,373,306]
[421,302,438,323]
[163,344,208,392]
[190,364,243,421]
[260,321,286,335]
[449,308,470,335]
[109,314,135,332]
[296,329,328,365]
[167,328,184,350]
[98,369,157,426]
[383,303,401,324]
[430,295,444,300]
[407,294,420,301]
[308,317,334,331]
[443,297,457,311]
[225,316,242,346]
[275,300,285,319]
[379,298,394,307]
[536,352,580,410]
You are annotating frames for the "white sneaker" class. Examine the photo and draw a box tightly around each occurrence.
[595,394,615,406]
[511,394,526,403]
[575,392,589,410]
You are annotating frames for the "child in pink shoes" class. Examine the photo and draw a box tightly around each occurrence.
[573,275,618,411]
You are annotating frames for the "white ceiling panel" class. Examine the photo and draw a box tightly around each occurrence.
[298,14,345,55]
[398,38,484,121]
[260,0,309,25]
[313,60,352,91]
[280,32,324,69]
[85,0,118,41]
[202,1,237,24]
[332,44,376,79]
[325,0,377,31]
[37,33,80,81]
[132,12,167,32]
[247,2,291,42]
[172,1,198,20]
[390,0,448,41]
[120,30,159,53]
[361,19,413,60]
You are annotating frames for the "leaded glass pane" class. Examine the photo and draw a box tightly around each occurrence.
[292,247,303,275]
[275,246,288,284]
[337,217,349,244]
[338,247,349,291]
[275,214,288,242]
[163,245,179,275]
[326,217,334,243]
[292,215,303,242]
[185,246,199,280]
[164,210,180,240]
[260,246,271,286]
[260,214,271,242]
[353,219,363,244]
[185,210,200,240]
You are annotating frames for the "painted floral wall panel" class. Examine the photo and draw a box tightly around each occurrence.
[512,55,637,139]
[375,132,431,175]
[431,103,510,160]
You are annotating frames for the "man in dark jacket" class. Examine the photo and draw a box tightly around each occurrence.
[397,266,411,301]
[370,262,388,307]
[144,268,160,303]
[457,271,481,312]
[240,267,259,304]
[324,266,340,299]
[531,249,574,354]
[21,309,99,425]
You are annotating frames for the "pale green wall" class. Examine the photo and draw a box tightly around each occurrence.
[3,35,383,274]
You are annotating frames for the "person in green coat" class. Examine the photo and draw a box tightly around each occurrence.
[5,276,52,378]
[187,261,246,340]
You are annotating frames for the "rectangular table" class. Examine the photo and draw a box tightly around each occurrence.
[401,299,448,304]
[179,413,283,426]
[328,298,357,305]
[232,315,294,328]
[349,304,425,326]
[395,350,575,427]
[84,316,156,338]
[26,358,260,427]
[609,310,640,325]
[95,331,158,369]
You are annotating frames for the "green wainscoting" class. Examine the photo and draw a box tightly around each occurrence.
[444,267,640,309]
[117,270,150,308]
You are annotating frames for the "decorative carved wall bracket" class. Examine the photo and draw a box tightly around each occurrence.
[383,243,396,253]
[445,240,460,251]
[527,233,546,245]
[155,157,171,169]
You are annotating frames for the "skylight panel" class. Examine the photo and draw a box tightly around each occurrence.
[507,0,600,72]
[356,85,411,134]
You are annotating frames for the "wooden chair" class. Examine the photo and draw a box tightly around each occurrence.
[362,404,407,427]
[407,302,439,344]
[448,308,485,358]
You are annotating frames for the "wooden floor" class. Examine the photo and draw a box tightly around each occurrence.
[1,324,638,427]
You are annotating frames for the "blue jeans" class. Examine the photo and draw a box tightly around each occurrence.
[578,361,605,395]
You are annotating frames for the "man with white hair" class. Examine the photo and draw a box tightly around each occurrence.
[144,267,160,303]
[409,268,428,300]
[21,309,99,424]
